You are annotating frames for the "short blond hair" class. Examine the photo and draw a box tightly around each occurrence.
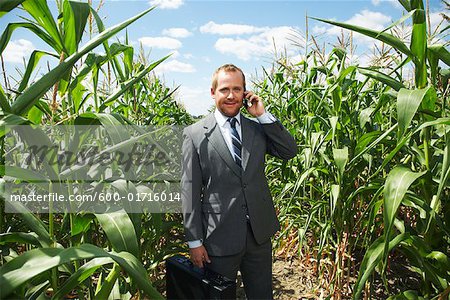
[211,64,246,92]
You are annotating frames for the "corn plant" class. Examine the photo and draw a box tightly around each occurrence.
[0,0,190,298]
[256,0,449,297]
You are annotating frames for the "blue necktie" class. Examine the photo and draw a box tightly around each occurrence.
[228,117,242,168]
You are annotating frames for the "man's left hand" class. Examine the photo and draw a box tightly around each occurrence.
[244,91,265,117]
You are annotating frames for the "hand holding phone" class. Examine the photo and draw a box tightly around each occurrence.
[242,91,266,117]
[243,91,252,109]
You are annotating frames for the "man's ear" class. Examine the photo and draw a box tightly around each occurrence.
[210,88,215,98]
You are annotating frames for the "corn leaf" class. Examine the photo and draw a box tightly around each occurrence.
[368,117,450,181]
[95,262,121,300]
[100,54,171,109]
[4,166,49,182]
[0,114,29,137]
[3,200,51,247]
[383,166,426,265]
[52,257,114,300]
[437,132,450,201]
[11,6,155,115]
[0,0,24,18]
[5,125,59,180]
[355,131,381,155]
[349,123,397,166]
[401,236,449,289]
[410,8,427,88]
[333,147,348,181]
[376,9,417,38]
[21,0,63,53]
[398,0,411,11]
[330,184,339,217]
[71,214,95,236]
[397,86,436,138]
[94,113,130,144]
[0,84,11,112]
[428,44,450,66]
[62,0,90,55]
[387,290,425,300]
[312,17,413,58]
[27,106,43,124]
[426,251,450,272]
[353,233,409,299]
[95,210,140,258]
[89,7,125,81]
[0,22,56,55]
[68,52,106,92]
[0,232,40,246]
[18,50,58,93]
[358,67,404,91]
[0,244,163,299]
[59,127,165,179]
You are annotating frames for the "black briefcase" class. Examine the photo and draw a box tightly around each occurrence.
[166,254,236,299]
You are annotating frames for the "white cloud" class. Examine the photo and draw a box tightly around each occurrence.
[318,10,392,46]
[312,25,328,35]
[184,53,193,59]
[213,26,301,61]
[139,37,182,49]
[215,38,263,61]
[371,0,402,8]
[148,0,183,9]
[162,27,192,38]
[170,50,180,58]
[177,85,211,116]
[388,0,403,9]
[2,39,34,63]
[200,21,268,35]
[199,21,302,60]
[333,10,390,34]
[154,59,196,74]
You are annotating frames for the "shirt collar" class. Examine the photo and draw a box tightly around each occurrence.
[214,108,241,127]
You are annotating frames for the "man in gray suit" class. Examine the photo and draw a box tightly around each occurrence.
[181,64,297,299]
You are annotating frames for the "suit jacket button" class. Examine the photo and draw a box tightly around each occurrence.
[243,184,247,188]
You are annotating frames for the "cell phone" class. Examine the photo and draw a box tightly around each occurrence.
[243,98,249,109]
[243,92,252,109]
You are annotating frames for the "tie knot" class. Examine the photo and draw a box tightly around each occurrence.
[228,117,238,128]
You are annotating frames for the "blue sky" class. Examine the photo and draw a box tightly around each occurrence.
[1,0,447,116]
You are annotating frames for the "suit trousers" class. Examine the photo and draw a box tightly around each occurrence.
[206,222,273,300]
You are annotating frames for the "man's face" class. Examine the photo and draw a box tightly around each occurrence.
[211,70,244,117]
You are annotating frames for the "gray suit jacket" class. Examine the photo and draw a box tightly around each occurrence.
[181,113,297,256]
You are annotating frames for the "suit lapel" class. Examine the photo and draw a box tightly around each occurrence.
[240,116,255,171]
[203,114,242,177]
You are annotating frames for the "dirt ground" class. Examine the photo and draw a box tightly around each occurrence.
[235,252,421,299]
[236,255,326,299]
[159,251,421,299]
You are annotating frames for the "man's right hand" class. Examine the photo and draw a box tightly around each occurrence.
[189,245,211,268]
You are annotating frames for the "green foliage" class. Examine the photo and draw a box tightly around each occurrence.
[0,1,191,298]
[258,0,449,297]
[1,0,448,298]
